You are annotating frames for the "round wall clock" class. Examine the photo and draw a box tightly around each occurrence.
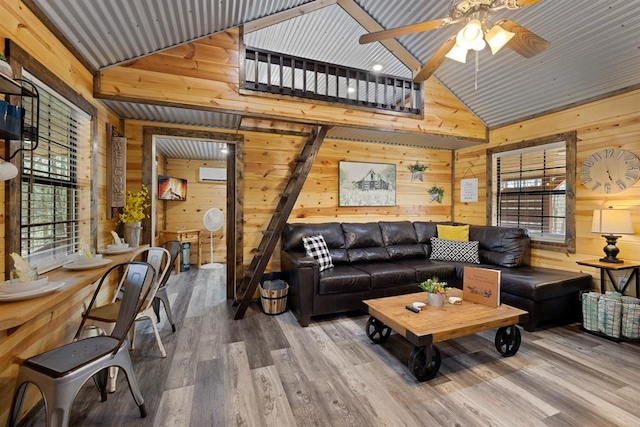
[580,148,640,193]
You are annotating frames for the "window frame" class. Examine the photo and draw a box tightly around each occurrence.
[486,131,577,253]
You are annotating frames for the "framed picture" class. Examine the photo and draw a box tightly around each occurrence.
[339,161,396,207]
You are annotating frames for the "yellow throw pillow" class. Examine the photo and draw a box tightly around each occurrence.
[437,224,469,242]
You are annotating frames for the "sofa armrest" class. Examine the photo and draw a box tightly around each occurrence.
[281,250,319,326]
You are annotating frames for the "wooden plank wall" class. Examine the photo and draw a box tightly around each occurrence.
[164,158,228,264]
[455,89,640,293]
[97,28,486,141]
[0,2,124,423]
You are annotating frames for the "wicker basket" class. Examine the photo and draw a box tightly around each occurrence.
[260,279,289,315]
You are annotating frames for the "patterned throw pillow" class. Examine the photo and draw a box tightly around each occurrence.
[430,237,480,264]
[302,234,334,272]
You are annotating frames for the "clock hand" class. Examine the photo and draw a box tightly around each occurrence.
[606,170,613,181]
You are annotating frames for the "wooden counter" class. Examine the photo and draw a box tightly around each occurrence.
[0,249,140,331]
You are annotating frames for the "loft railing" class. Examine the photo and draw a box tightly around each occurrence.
[243,47,422,115]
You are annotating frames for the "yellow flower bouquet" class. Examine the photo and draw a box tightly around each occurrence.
[119,185,150,224]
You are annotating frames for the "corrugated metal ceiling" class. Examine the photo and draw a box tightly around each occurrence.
[32,0,640,134]
[155,137,230,161]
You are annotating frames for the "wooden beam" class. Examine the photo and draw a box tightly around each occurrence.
[244,0,338,33]
[336,0,421,73]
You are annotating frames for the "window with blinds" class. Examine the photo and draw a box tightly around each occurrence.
[20,76,89,271]
[493,141,567,241]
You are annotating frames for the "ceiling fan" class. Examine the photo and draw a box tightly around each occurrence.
[359,0,550,82]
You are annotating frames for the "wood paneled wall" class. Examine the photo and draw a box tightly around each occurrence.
[96,29,486,141]
[0,2,123,424]
[164,159,227,264]
[455,89,640,293]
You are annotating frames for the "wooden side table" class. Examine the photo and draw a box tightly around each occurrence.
[576,259,640,296]
[160,229,202,274]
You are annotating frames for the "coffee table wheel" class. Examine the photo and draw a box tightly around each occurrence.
[366,317,392,344]
[495,325,521,357]
[408,345,441,381]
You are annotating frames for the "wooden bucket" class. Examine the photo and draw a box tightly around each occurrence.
[260,279,289,315]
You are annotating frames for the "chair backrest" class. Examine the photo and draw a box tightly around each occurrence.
[130,246,171,310]
[74,261,156,343]
[159,240,181,286]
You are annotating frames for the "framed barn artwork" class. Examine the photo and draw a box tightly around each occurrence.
[339,161,396,207]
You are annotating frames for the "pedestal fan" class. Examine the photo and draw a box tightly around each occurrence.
[201,207,224,269]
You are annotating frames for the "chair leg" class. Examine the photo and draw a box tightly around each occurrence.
[152,297,161,323]
[7,381,29,427]
[145,315,167,358]
[157,289,176,332]
[93,367,109,401]
[128,322,136,351]
[115,344,147,418]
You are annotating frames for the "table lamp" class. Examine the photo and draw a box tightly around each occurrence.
[591,207,634,263]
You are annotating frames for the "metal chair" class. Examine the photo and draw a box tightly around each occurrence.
[7,261,156,427]
[83,246,171,357]
[152,240,181,331]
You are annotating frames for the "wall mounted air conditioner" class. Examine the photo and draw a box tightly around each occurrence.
[199,167,226,182]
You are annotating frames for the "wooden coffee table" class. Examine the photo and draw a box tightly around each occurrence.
[363,289,528,381]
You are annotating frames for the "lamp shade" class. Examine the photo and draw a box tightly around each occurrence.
[485,24,515,55]
[445,43,469,63]
[456,19,484,50]
[0,161,18,181]
[591,209,634,235]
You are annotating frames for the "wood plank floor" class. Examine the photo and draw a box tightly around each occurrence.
[17,267,640,426]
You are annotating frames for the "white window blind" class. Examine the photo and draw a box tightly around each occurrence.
[20,75,89,270]
[494,141,567,241]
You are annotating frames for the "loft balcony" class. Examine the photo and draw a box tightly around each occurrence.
[242,47,422,116]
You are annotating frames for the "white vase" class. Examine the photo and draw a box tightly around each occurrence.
[428,293,445,308]
[123,222,142,247]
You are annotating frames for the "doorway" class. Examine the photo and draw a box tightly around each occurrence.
[142,126,243,299]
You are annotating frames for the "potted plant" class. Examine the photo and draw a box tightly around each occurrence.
[408,161,428,181]
[419,277,449,307]
[119,185,150,247]
[428,183,445,204]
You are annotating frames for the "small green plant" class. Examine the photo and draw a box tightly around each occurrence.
[408,161,428,172]
[419,277,449,294]
[119,185,150,224]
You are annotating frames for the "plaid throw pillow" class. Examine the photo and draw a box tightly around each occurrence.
[430,237,480,264]
[302,234,334,272]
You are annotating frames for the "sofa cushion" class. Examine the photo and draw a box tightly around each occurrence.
[352,263,417,289]
[342,222,383,248]
[437,224,469,241]
[302,235,334,272]
[430,238,480,264]
[386,244,425,260]
[499,266,592,301]
[347,247,390,263]
[380,221,418,245]
[282,222,346,251]
[414,221,444,243]
[392,259,457,283]
[469,225,529,267]
[318,265,371,295]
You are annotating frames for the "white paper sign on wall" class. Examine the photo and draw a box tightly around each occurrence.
[460,178,478,203]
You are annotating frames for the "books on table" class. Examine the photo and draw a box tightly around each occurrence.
[463,266,501,307]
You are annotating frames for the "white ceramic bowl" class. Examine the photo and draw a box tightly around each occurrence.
[0,276,49,294]
[73,254,103,265]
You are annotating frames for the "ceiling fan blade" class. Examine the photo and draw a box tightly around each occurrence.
[515,0,543,6]
[498,19,550,58]
[359,18,448,44]
[413,37,457,82]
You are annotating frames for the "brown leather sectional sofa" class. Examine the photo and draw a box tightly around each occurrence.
[280,221,592,330]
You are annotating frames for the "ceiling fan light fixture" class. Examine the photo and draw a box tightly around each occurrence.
[456,19,483,50]
[485,24,515,54]
[445,43,469,63]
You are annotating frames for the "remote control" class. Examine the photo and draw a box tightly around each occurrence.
[405,304,420,313]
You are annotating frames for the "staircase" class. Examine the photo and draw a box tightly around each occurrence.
[233,125,329,320]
